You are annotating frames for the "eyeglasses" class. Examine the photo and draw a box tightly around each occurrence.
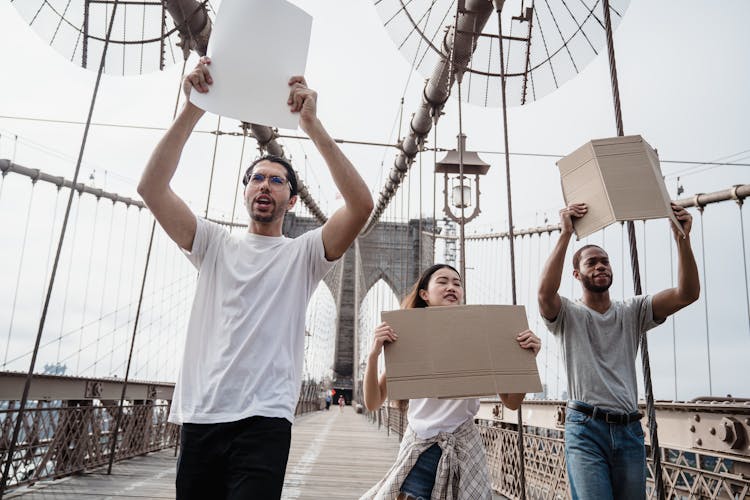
[246,173,291,192]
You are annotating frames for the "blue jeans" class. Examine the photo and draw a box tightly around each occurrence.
[400,443,442,499]
[565,402,646,500]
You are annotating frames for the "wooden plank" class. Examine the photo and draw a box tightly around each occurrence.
[283,408,401,499]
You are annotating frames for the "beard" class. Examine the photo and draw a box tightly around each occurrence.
[580,274,612,293]
[249,198,287,223]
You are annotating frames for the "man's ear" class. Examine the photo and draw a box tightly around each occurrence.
[572,269,581,281]
[287,195,298,211]
[242,185,250,207]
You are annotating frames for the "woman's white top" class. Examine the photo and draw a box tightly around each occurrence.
[407,397,480,439]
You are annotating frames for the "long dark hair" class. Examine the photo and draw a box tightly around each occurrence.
[400,263,460,309]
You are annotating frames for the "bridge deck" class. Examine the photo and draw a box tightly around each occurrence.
[7,408,401,499]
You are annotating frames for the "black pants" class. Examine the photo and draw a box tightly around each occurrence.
[176,416,292,500]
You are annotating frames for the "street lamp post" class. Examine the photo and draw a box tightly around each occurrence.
[435,134,491,293]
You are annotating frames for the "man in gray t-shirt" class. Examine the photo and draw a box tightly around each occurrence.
[538,202,700,500]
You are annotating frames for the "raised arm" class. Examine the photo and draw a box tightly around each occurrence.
[287,77,373,261]
[652,204,700,322]
[538,204,586,320]
[499,329,541,410]
[137,58,212,251]
[363,322,397,411]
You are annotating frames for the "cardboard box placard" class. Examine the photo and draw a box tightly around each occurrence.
[556,135,683,239]
[382,305,542,400]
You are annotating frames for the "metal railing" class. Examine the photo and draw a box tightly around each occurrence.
[361,406,750,499]
[477,419,569,499]
[0,399,178,490]
[294,382,326,416]
[475,415,750,500]
[0,374,326,494]
[362,404,407,440]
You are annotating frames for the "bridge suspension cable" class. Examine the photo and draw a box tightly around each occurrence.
[229,123,249,232]
[74,197,103,372]
[0,3,121,496]
[2,185,35,368]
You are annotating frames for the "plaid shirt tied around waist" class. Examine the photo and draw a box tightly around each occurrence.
[360,418,492,500]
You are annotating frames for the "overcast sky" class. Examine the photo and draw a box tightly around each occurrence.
[0,0,748,399]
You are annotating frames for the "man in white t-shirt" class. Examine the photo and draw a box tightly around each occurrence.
[137,57,373,499]
[538,202,700,499]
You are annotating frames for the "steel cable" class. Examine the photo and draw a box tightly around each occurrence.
[0,3,121,495]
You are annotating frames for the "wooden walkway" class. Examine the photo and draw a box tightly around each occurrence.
[7,408,401,499]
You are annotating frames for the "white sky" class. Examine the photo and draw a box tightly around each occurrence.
[0,0,748,398]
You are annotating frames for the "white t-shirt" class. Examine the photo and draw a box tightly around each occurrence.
[407,398,480,439]
[168,217,336,425]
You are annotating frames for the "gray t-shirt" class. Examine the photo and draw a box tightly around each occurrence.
[543,295,664,413]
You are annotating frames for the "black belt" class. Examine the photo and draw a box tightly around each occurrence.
[567,401,643,425]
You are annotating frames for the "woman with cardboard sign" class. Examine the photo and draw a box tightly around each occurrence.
[360,263,541,500]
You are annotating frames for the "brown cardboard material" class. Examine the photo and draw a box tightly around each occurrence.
[382,305,542,400]
[556,135,683,239]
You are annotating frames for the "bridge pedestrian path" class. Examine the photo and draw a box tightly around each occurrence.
[7,407,402,499]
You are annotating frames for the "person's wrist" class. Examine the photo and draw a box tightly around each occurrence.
[302,117,325,136]
[181,100,204,116]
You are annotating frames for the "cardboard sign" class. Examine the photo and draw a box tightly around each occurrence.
[382,305,542,400]
[556,135,683,239]
[190,0,312,129]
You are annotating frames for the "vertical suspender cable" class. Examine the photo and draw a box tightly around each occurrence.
[544,232,552,395]
[493,3,526,497]
[38,188,63,317]
[601,1,664,497]
[668,233,678,400]
[93,203,116,375]
[204,116,222,218]
[620,222,625,298]
[418,145,423,275]
[495,2,518,306]
[450,7,468,299]
[110,204,132,374]
[229,124,249,233]
[457,78,467,296]
[433,125,438,261]
[2,185,36,368]
[697,207,712,394]
[57,193,84,363]
[75,199,103,373]
[406,160,412,284]
[107,56,190,475]
[0,3,120,496]
[396,97,407,292]
[642,222,647,290]
[737,197,750,337]
[106,213,157,473]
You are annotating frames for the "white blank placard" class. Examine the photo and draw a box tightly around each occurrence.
[190,0,312,129]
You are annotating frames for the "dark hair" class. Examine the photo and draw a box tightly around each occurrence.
[400,264,461,309]
[242,154,298,196]
[572,244,606,270]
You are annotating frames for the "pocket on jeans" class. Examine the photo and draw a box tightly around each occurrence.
[565,408,591,424]
[628,420,645,439]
